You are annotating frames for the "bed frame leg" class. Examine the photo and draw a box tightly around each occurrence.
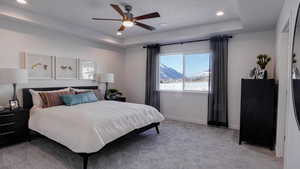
[79,154,90,169]
[155,125,160,134]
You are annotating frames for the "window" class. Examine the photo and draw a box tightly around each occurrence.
[159,53,210,92]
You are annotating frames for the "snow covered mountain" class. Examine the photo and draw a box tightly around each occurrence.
[160,64,183,80]
[159,64,209,81]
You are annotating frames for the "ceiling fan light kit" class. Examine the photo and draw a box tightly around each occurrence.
[116,31,122,36]
[92,4,161,34]
[122,20,134,27]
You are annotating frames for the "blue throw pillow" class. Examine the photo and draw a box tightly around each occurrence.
[80,92,98,103]
[60,92,98,106]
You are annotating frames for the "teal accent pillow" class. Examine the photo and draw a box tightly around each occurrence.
[60,94,81,106]
[80,92,98,103]
[60,92,98,106]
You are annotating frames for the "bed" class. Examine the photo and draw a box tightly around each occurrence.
[22,86,165,169]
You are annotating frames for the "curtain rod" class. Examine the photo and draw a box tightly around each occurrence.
[142,36,233,48]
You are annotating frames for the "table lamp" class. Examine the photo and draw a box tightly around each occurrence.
[97,73,114,99]
[0,68,28,109]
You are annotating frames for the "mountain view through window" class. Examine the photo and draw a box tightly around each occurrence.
[159,53,210,91]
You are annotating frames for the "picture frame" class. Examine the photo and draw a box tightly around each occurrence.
[55,57,78,80]
[79,59,97,80]
[24,53,54,80]
[9,100,19,110]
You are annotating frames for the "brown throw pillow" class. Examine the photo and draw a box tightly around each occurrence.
[39,91,75,108]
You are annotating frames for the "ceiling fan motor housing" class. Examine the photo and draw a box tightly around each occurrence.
[124,5,133,20]
[125,5,132,12]
[124,13,134,20]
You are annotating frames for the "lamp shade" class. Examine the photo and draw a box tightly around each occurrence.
[0,68,28,84]
[98,73,114,83]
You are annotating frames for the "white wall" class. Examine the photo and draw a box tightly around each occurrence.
[0,18,125,106]
[276,0,300,168]
[124,46,147,104]
[124,30,276,129]
[228,30,276,129]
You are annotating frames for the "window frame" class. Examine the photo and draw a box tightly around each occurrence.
[157,50,211,93]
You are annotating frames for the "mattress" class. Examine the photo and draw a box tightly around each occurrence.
[29,101,165,153]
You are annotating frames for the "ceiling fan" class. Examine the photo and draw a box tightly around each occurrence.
[92,4,160,34]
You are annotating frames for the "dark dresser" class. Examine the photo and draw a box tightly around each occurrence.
[239,79,277,150]
[0,108,29,146]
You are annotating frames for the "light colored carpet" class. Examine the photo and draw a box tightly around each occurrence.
[0,120,282,169]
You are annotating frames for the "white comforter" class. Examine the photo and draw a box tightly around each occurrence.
[29,101,165,153]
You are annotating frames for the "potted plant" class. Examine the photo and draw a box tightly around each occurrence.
[249,54,271,79]
[107,88,123,99]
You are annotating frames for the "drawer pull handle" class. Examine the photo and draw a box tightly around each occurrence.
[0,122,15,127]
[0,114,14,117]
[0,131,15,136]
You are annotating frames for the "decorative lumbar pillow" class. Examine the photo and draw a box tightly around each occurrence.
[30,88,70,108]
[60,92,98,106]
[39,91,75,108]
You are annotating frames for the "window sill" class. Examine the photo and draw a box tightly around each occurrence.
[157,90,208,94]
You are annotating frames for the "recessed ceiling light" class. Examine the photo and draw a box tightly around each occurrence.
[116,31,122,36]
[16,0,27,4]
[216,11,224,16]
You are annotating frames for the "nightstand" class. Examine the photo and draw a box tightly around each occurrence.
[0,108,29,146]
[106,97,126,102]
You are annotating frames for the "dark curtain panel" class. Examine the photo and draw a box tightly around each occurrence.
[208,36,229,127]
[145,44,160,111]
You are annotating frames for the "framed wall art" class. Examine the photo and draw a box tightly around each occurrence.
[55,57,78,80]
[24,53,54,80]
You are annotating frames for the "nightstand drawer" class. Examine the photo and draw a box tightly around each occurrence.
[0,113,15,123]
[0,108,29,146]
[0,122,15,134]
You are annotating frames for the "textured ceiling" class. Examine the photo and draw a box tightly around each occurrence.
[0,0,285,45]
[0,0,241,38]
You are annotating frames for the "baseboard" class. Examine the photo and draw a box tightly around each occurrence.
[164,114,240,130]
[229,124,240,130]
[207,121,228,127]
[165,116,207,125]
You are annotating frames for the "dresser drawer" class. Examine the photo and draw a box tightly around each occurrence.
[0,131,16,145]
[0,113,15,123]
[0,122,15,134]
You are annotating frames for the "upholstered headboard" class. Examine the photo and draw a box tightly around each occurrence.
[22,86,98,110]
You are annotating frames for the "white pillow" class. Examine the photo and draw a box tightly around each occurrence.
[70,88,90,92]
[30,87,70,108]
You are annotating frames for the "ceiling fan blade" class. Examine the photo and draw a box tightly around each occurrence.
[92,18,122,21]
[111,4,125,18]
[135,22,156,31]
[134,12,160,20]
[118,25,126,31]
